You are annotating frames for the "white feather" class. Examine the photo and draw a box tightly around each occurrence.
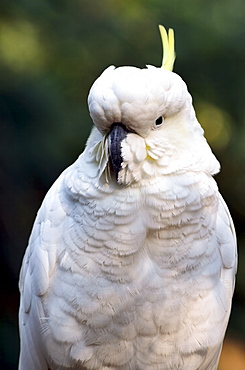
[19,63,236,370]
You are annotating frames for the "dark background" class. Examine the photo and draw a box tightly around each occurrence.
[0,0,244,368]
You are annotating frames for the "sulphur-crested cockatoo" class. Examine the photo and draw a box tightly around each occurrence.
[19,26,237,370]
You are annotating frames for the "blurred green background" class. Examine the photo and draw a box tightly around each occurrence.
[0,0,244,368]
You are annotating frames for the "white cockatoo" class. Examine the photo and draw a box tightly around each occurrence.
[19,26,237,370]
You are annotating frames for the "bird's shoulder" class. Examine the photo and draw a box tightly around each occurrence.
[217,193,237,283]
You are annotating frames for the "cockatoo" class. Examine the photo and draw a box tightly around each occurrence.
[19,26,237,370]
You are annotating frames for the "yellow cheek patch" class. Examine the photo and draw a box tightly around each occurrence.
[145,144,158,161]
[145,145,154,161]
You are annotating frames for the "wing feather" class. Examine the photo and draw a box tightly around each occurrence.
[19,171,68,369]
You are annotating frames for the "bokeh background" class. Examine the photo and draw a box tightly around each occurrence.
[0,0,245,368]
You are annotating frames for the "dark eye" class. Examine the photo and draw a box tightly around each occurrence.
[155,116,163,126]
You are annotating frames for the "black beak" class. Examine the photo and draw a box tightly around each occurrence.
[109,123,129,180]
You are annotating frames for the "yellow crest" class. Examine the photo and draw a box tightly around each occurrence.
[159,25,176,71]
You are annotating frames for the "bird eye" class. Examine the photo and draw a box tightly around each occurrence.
[154,116,163,128]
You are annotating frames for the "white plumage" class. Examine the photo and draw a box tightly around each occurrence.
[19,27,237,370]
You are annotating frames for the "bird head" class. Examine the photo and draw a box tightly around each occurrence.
[87,26,220,185]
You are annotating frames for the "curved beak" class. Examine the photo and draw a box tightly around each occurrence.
[109,123,129,180]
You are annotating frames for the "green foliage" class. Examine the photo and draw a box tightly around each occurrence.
[0,1,244,368]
